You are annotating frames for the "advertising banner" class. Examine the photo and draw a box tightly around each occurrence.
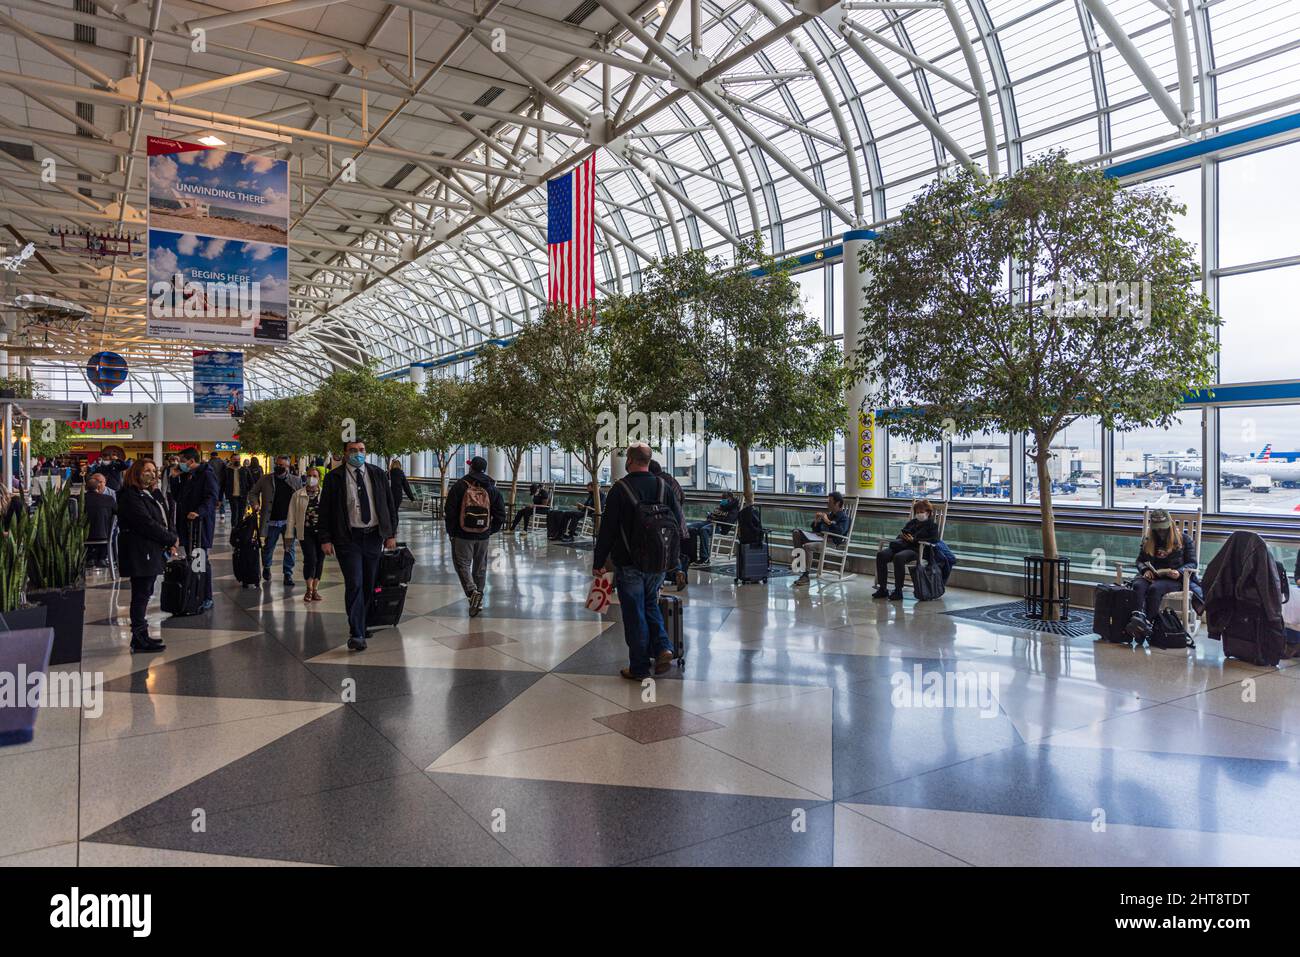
[857,410,875,493]
[192,351,245,419]
[146,136,290,346]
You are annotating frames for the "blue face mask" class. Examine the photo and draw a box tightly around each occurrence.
[347,453,365,468]
[178,461,191,473]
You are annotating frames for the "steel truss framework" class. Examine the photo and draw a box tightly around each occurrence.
[0,0,1297,399]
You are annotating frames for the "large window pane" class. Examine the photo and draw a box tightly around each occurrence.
[748,447,775,493]
[786,443,827,494]
[833,430,845,493]
[888,433,943,499]
[548,446,564,483]
[672,432,698,488]
[831,262,844,336]
[1220,141,1300,268]
[706,440,738,491]
[1113,411,1203,510]
[1219,404,1300,515]
[793,267,826,331]
[1218,266,1300,384]
[950,431,1011,501]
[1025,417,1102,507]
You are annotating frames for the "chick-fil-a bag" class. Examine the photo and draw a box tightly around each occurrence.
[585,569,614,613]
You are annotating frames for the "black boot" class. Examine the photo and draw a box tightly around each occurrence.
[129,625,165,653]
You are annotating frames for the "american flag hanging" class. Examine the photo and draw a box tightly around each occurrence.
[547,154,596,314]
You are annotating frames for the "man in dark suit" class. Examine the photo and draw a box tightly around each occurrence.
[207,451,227,519]
[83,473,117,567]
[317,440,398,652]
[223,453,252,523]
[176,446,220,611]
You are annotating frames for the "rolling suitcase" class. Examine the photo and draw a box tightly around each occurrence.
[1219,560,1289,667]
[366,583,407,631]
[734,532,769,584]
[229,514,262,587]
[1092,582,1137,642]
[160,556,203,617]
[658,593,685,669]
[375,543,415,587]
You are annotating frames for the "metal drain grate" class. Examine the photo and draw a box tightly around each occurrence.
[944,601,1096,638]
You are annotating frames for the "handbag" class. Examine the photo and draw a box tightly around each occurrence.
[910,556,946,601]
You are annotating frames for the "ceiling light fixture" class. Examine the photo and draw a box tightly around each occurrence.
[196,134,227,147]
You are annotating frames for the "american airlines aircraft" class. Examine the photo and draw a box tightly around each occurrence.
[1170,446,1300,489]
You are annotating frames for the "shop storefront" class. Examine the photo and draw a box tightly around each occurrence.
[54,403,246,466]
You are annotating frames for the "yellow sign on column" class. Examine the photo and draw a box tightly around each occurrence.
[857,410,874,492]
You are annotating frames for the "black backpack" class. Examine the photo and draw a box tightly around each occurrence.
[617,476,679,574]
[1149,608,1194,649]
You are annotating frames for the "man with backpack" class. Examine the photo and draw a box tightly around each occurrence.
[443,455,506,617]
[593,444,685,680]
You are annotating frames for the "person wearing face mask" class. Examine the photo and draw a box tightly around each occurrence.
[175,446,220,611]
[117,459,181,652]
[248,454,303,587]
[288,466,326,602]
[318,441,399,651]
[873,500,940,600]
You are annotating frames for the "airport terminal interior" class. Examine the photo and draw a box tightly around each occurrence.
[2,0,1300,869]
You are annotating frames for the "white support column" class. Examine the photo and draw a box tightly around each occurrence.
[487,448,507,480]
[611,448,627,482]
[842,232,883,497]
[153,403,165,465]
[409,364,427,388]
[21,415,30,497]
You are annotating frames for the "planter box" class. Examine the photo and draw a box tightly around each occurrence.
[0,627,55,746]
[0,605,49,632]
[27,586,86,667]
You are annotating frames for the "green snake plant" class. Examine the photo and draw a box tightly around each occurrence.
[27,482,88,592]
[0,507,32,612]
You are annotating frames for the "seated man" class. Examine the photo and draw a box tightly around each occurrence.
[511,483,550,532]
[793,492,851,586]
[561,482,606,540]
[687,491,740,566]
[1129,507,1200,622]
[873,499,939,599]
[83,473,117,567]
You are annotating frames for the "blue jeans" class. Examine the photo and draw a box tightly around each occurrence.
[263,520,296,578]
[616,566,670,678]
[688,521,713,564]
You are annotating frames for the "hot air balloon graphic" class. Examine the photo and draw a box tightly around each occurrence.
[86,351,129,395]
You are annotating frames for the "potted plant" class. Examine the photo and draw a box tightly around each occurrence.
[26,482,87,664]
[0,509,45,632]
[852,152,1219,620]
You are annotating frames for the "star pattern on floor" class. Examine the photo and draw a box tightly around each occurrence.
[4,517,1300,867]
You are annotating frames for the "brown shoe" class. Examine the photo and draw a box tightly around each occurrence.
[654,650,674,674]
[620,667,648,681]
[674,570,687,591]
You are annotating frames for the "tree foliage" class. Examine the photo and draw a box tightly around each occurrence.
[853,150,1219,567]
[237,393,321,457]
[659,238,846,504]
[467,343,548,507]
[417,375,474,496]
[306,365,426,458]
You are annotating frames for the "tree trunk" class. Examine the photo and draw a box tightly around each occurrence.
[508,449,522,512]
[1033,440,1062,621]
[587,443,603,536]
[738,443,753,506]
[437,451,449,498]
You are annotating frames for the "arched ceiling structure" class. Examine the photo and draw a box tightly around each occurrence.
[1,0,1297,399]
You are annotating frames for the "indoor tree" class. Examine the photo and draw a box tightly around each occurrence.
[670,239,846,505]
[307,364,426,460]
[237,393,322,459]
[852,150,1219,617]
[508,304,622,527]
[467,342,548,510]
[417,374,474,497]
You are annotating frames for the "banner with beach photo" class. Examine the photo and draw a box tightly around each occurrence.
[192,350,246,419]
[146,136,291,345]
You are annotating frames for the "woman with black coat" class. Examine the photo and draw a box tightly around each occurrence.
[389,458,415,507]
[117,459,180,653]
